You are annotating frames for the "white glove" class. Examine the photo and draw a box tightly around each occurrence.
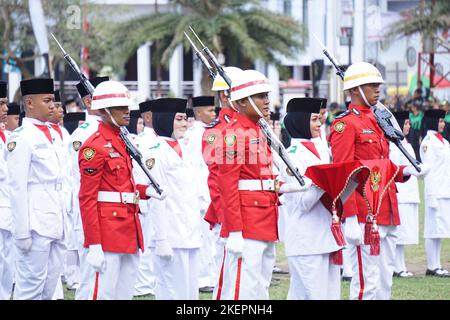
[226,231,245,258]
[343,215,362,246]
[146,186,168,200]
[155,240,174,261]
[427,197,439,210]
[279,178,312,194]
[86,244,106,273]
[16,237,33,252]
[403,163,430,178]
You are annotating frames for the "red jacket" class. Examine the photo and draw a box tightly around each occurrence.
[329,104,407,225]
[78,122,148,253]
[202,108,235,229]
[216,112,279,241]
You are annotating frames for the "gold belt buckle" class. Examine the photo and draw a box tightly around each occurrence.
[133,191,140,204]
[274,179,280,193]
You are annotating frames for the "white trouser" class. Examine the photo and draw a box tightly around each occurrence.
[198,218,216,288]
[52,277,64,300]
[287,253,341,300]
[13,232,66,300]
[349,224,398,300]
[211,225,225,300]
[64,250,80,288]
[217,239,276,300]
[394,245,407,273]
[153,248,200,300]
[342,245,354,277]
[87,251,139,300]
[425,238,442,270]
[75,232,95,300]
[0,229,14,300]
[134,247,156,296]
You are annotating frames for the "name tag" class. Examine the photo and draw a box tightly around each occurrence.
[250,138,260,144]
[109,152,121,158]
[362,129,374,134]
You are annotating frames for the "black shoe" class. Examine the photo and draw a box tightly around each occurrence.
[199,286,214,293]
[272,266,289,274]
[426,268,450,277]
[342,276,352,282]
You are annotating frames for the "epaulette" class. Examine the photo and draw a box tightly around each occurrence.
[335,110,350,119]
[206,119,221,128]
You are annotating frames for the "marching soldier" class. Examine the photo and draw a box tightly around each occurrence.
[77,80,165,299]
[185,95,217,293]
[134,99,158,297]
[141,98,201,300]
[215,70,281,300]
[71,76,109,299]
[389,111,420,278]
[420,109,450,277]
[0,80,14,300]
[281,97,342,300]
[329,62,429,300]
[7,78,66,300]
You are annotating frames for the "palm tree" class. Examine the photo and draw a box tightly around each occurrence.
[385,1,449,88]
[106,0,303,93]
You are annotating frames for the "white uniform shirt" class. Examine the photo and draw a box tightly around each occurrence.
[420,130,450,200]
[389,141,420,204]
[69,114,102,232]
[142,136,201,249]
[184,120,210,212]
[280,138,342,256]
[0,130,13,231]
[6,118,65,240]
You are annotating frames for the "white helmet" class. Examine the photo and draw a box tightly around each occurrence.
[230,69,272,101]
[343,62,384,91]
[211,66,244,91]
[91,80,132,110]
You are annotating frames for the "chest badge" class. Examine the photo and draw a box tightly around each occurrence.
[145,158,155,170]
[73,141,82,151]
[334,121,346,133]
[370,167,381,192]
[206,134,216,145]
[83,147,96,161]
[7,141,16,152]
[224,134,237,147]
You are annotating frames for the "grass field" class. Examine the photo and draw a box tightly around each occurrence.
[63,180,450,300]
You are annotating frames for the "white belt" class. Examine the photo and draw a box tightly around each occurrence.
[97,191,140,204]
[28,182,63,192]
[238,179,279,192]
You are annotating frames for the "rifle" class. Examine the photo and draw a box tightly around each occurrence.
[311,33,421,172]
[184,28,305,186]
[51,34,163,195]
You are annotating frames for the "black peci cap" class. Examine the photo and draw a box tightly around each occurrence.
[0,81,7,98]
[192,96,215,108]
[7,102,21,115]
[152,98,187,113]
[20,78,54,96]
[286,97,327,114]
[139,100,153,113]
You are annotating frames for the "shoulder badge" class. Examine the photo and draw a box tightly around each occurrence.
[224,134,237,147]
[206,133,217,145]
[83,147,96,161]
[334,121,346,133]
[335,110,350,119]
[79,122,90,130]
[7,141,16,152]
[145,158,155,170]
[206,119,220,128]
[73,141,82,152]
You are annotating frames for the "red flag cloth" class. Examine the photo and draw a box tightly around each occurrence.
[305,160,371,217]
[34,124,53,144]
[305,160,371,264]
[357,159,400,256]
[0,130,5,143]
[49,123,63,140]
